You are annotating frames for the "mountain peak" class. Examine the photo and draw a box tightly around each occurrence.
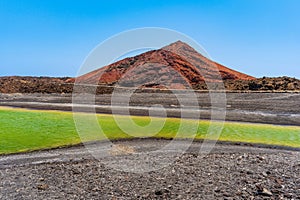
[162,40,199,55]
[77,41,255,88]
[167,40,187,46]
[163,40,192,48]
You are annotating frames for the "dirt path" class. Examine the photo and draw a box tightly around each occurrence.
[1,139,300,199]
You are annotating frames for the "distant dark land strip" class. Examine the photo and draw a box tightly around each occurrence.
[0,76,300,94]
[0,92,299,126]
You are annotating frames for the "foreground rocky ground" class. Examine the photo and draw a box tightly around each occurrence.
[0,139,300,199]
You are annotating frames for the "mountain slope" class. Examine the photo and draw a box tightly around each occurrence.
[76,41,255,89]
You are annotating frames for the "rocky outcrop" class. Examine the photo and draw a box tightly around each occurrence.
[0,76,73,93]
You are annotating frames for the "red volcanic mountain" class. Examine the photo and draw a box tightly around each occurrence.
[76,41,255,89]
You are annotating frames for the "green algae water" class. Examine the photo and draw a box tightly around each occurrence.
[0,106,299,154]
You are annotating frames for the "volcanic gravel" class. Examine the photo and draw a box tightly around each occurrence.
[1,139,300,200]
[1,92,299,125]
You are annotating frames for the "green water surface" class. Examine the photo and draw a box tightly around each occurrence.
[0,107,299,154]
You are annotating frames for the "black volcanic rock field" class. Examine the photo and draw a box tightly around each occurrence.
[0,76,299,94]
[0,76,74,94]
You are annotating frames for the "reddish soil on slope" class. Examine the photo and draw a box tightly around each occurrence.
[76,41,255,89]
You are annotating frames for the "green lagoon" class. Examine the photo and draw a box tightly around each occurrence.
[0,106,299,154]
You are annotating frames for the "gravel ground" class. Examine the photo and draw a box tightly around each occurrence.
[1,139,300,200]
[0,92,300,125]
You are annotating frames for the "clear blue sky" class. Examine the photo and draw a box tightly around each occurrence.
[0,0,299,78]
